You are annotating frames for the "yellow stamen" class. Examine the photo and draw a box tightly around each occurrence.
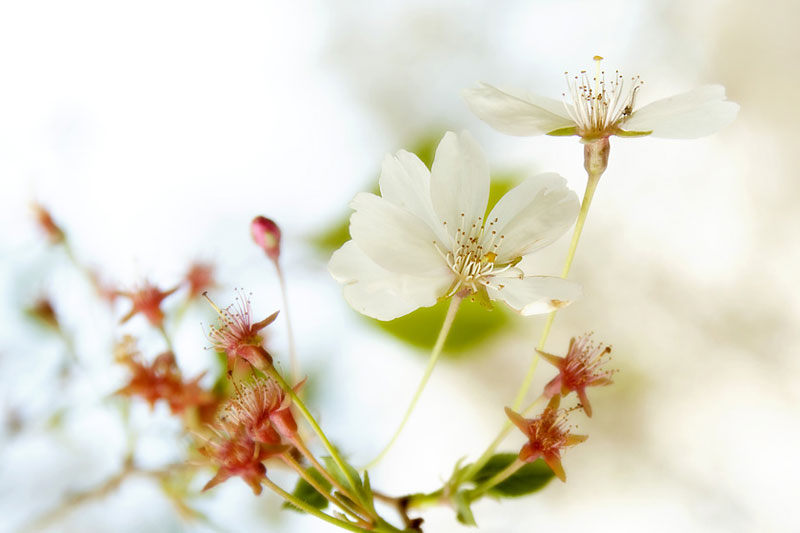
[202,291,225,318]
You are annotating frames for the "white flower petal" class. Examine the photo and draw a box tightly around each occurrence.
[486,275,582,316]
[463,83,575,136]
[349,192,447,275]
[485,173,579,263]
[378,151,449,244]
[623,85,739,138]
[328,241,450,321]
[429,131,491,239]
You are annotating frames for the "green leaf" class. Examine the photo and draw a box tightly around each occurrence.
[454,491,477,526]
[470,453,554,498]
[322,455,373,508]
[449,456,469,486]
[322,456,361,490]
[320,457,381,517]
[283,467,332,513]
[361,471,377,514]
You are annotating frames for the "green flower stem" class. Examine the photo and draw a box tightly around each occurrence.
[365,295,463,470]
[289,435,369,518]
[274,260,300,384]
[281,453,370,524]
[407,489,445,508]
[261,477,374,533]
[456,160,605,490]
[511,169,602,411]
[467,458,524,500]
[265,366,361,496]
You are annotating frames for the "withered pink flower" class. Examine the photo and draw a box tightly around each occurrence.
[505,398,587,482]
[200,422,287,495]
[27,297,60,330]
[251,216,281,262]
[224,376,301,443]
[114,338,214,415]
[183,262,216,299]
[204,291,278,372]
[118,281,178,327]
[539,334,614,417]
[32,203,65,244]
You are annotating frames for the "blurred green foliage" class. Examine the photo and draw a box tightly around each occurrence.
[374,297,508,353]
[312,132,525,355]
[322,456,377,515]
[470,453,554,497]
[284,467,332,513]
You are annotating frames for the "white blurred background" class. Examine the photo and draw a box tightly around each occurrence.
[1,1,798,532]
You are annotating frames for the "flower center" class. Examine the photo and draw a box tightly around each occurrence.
[562,56,643,138]
[435,213,517,297]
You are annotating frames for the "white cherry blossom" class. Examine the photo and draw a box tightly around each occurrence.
[463,56,739,142]
[328,131,581,321]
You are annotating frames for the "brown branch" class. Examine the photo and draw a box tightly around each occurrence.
[372,491,424,532]
[22,460,193,532]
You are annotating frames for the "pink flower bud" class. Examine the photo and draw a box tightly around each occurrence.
[251,216,281,262]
